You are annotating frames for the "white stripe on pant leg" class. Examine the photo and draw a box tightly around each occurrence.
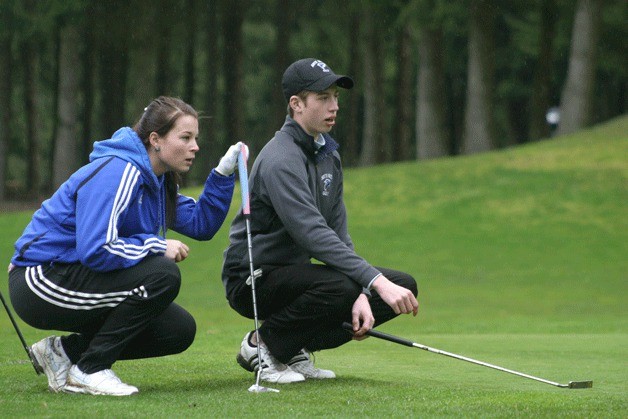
[34,266,132,299]
[24,266,145,311]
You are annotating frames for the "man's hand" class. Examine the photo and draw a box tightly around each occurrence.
[350,293,375,339]
[372,275,419,316]
[165,239,190,263]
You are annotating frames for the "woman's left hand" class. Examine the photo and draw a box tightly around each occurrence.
[216,142,248,176]
[165,239,190,263]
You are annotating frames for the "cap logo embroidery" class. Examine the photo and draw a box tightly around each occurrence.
[311,60,330,73]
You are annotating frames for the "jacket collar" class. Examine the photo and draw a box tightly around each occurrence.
[279,116,339,163]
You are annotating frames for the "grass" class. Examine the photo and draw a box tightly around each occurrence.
[1,115,627,417]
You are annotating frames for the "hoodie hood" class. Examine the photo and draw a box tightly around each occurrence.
[89,127,161,191]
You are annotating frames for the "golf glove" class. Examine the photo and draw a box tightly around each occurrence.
[216,142,246,176]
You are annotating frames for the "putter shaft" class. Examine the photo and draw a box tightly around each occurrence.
[1,290,42,374]
[342,323,592,389]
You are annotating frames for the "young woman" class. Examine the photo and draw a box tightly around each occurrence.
[8,96,240,396]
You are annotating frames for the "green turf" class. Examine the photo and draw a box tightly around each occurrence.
[1,116,626,417]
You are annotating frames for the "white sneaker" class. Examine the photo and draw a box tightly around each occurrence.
[30,336,72,392]
[236,332,305,384]
[287,349,336,379]
[64,365,138,396]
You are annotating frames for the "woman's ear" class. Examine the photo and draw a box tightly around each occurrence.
[149,132,160,150]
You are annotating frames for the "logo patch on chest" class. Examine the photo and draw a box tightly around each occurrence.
[321,173,333,196]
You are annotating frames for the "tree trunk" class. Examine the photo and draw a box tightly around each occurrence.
[0,19,12,201]
[96,3,129,136]
[528,0,557,141]
[184,0,197,104]
[417,27,449,160]
[343,10,361,167]
[53,23,82,189]
[99,47,128,135]
[21,39,41,196]
[81,13,95,163]
[196,0,219,179]
[359,5,386,166]
[155,0,173,95]
[462,0,496,154]
[394,22,414,161]
[47,22,61,192]
[223,0,245,145]
[557,0,602,136]
[272,0,294,132]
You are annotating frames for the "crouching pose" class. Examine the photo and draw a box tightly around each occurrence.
[222,59,419,384]
[9,96,240,396]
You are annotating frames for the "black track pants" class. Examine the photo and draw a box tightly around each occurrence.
[227,264,418,363]
[9,256,195,373]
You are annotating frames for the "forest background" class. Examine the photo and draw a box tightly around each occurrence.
[0,0,625,201]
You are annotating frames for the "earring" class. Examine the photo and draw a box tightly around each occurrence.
[155,146,161,152]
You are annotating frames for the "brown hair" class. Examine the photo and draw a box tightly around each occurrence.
[133,96,198,229]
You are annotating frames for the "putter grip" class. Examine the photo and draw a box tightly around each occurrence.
[237,144,250,216]
[341,322,414,347]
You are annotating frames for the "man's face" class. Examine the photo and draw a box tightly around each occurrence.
[293,86,340,137]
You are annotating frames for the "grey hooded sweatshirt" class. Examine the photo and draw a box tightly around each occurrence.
[222,116,380,298]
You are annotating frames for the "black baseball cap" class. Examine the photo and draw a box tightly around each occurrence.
[282,58,354,102]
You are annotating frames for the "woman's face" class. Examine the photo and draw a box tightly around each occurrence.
[150,114,199,176]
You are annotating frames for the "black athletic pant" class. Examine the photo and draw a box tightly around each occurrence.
[8,256,195,374]
[227,264,418,364]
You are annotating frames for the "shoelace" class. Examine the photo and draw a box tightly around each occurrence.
[259,346,288,371]
[296,351,319,374]
[98,370,123,385]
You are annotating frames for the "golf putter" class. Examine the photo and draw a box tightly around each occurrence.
[1,289,43,375]
[342,323,592,389]
[238,143,279,394]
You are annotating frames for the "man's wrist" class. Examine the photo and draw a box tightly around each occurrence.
[367,273,382,290]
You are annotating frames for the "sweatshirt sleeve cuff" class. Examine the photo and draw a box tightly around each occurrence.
[209,168,236,182]
[367,273,382,290]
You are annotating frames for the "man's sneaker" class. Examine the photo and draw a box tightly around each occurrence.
[287,349,336,379]
[236,332,305,384]
[63,365,138,396]
[30,336,72,392]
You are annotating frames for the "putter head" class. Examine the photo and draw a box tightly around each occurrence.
[248,384,280,393]
[27,347,44,375]
[568,380,593,389]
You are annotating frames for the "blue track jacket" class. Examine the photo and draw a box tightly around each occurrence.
[11,127,234,272]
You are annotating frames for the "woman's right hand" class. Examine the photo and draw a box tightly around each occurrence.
[165,239,190,262]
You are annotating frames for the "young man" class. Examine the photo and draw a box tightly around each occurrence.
[222,58,419,384]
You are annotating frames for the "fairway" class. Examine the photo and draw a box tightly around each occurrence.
[1,116,626,417]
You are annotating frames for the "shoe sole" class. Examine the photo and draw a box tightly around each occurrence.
[236,353,255,372]
[63,384,138,396]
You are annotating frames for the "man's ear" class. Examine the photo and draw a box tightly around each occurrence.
[289,95,304,113]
